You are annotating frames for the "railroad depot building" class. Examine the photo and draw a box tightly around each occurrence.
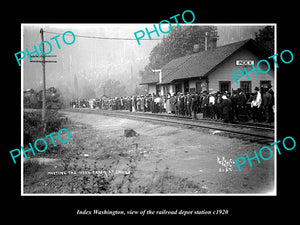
[140,39,274,96]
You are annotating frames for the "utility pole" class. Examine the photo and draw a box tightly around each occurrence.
[40,28,46,134]
[30,28,57,134]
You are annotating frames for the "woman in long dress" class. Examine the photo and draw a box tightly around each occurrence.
[150,94,155,113]
[170,93,176,114]
[132,96,136,112]
[221,94,232,123]
[154,95,160,113]
[166,93,171,114]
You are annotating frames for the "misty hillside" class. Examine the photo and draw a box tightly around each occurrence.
[217,25,263,46]
[23,25,266,106]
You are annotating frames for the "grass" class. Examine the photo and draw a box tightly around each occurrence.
[23,112,207,194]
[23,109,71,189]
[128,166,208,194]
[24,159,43,175]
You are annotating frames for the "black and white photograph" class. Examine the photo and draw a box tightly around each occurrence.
[21,23,276,195]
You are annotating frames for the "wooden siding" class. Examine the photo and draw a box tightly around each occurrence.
[148,84,157,95]
[208,48,274,92]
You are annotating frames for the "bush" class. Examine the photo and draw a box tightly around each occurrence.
[24,110,67,146]
[44,110,66,133]
[24,111,43,145]
[24,159,43,175]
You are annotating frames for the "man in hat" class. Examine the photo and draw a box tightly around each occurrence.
[230,90,238,121]
[215,91,223,121]
[201,91,209,118]
[208,92,216,120]
[236,88,247,121]
[169,93,176,114]
[174,92,180,116]
[191,92,199,120]
[263,85,274,123]
[179,93,185,116]
[185,92,192,117]
[128,96,133,112]
[267,84,274,122]
[141,95,145,112]
[221,94,232,123]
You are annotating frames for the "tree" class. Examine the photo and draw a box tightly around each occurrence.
[101,79,128,97]
[133,84,147,96]
[147,26,218,70]
[255,26,274,54]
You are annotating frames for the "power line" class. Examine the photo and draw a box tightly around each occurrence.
[43,30,218,42]
[43,30,162,41]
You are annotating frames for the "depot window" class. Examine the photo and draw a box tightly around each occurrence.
[240,81,251,94]
[260,80,271,89]
[219,81,231,93]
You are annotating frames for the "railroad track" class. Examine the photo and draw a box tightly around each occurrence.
[124,110,274,131]
[62,108,275,144]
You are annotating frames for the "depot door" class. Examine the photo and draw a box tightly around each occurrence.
[184,81,189,94]
[175,83,182,94]
[196,82,202,93]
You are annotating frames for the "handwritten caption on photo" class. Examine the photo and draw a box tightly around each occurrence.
[217,156,235,172]
[47,169,130,177]
[235,136,296,172]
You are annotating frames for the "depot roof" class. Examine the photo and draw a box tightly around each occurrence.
[140,39,270,85]
[139,70,160,85]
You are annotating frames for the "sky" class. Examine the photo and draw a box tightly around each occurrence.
[22,24,161,91]
[22,24,268,99]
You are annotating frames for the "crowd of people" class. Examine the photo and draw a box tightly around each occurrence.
[70,84,274,124]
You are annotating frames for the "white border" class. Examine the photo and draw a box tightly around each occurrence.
[21,24,24,195]
[21,23,277,196]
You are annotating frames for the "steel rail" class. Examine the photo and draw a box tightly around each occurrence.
[62,108,274,143]
[106,110,274,132]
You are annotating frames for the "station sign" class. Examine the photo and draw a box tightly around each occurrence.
[236,60,254,66]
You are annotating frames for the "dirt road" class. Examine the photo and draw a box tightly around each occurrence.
[24,110,274,194]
